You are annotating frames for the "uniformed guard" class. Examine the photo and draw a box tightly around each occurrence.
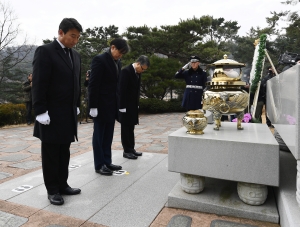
[175,55,207,110]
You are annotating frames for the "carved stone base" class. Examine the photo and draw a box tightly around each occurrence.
[180,173,205,194]
[237,182,268,205]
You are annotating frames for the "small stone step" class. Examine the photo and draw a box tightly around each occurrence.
[166,214,192,227]
[210,220,258,227]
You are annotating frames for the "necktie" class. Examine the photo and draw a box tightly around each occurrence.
[64,48,73,67]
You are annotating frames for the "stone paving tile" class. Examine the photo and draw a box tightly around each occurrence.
[46,225,67,227]
[136,139,153,143]
[146,145,165,152]
[0,145,30,153]
[210,220,258,227]
[10,205,40,218]
[138,133,152,138]
[0,154,31,162]
[0,200,20,212]
[135,125,147,128]
[0,172,13,180]
[0,210,28,227]
[152,135,168,139]
[9,161,42,170]
[112,137,121,142]
[134,129,149,133]
[22,137,39,141]
[19,209,106,227]
[70,150,80,155]
[27,148,41,154]
[135,144,143,149]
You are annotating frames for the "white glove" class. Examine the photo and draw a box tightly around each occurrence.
[90,108,98,117]
[182,63,190,70]
[119,108,126,113]
[77,107,80,115]
[36,111,50,125]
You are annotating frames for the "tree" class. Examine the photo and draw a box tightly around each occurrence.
[140,55,183,100]
[0,2,35,103]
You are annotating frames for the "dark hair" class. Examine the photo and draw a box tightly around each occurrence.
[110,38,129,54]
[59,18,83,34]
[136,55,150,67]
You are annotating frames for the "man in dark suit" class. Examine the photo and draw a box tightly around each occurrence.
[117,55,150,159]
[89,38,129,176]
[32,18,82,205]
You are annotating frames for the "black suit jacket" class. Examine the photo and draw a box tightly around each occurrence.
[32,40,81,143]
[88,51,121,123]
[117,64,140,125]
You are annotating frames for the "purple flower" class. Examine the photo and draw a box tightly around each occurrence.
[286,115,296,125]
[231,113,252,123]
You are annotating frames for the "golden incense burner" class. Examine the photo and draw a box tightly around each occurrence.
[202,55,249,130]
[182,110,207,135]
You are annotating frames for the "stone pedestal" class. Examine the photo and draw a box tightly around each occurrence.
[180,173,205,194]
[237,182,268,205]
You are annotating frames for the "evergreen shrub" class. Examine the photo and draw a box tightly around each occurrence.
[0,103,26,127]
[139,98,185,113]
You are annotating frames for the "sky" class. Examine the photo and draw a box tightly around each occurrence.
[7,0,296,46]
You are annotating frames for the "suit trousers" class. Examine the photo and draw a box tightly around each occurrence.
[26,101,32,123]
[121,123,135,153]
[41,142,70,195]
[92,118,115,170]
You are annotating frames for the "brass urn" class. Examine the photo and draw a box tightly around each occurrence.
[202,55,249,130]
[182,110,207,135]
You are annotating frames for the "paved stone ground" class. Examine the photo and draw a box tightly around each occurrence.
[0,112,279,227]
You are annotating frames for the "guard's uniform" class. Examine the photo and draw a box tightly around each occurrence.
[175,67,207,110]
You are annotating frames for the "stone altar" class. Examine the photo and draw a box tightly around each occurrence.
[168,122,279,222]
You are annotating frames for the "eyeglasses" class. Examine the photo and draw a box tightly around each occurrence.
[140,65,147,71]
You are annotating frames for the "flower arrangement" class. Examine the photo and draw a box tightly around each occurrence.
[250,34,267,94]
[231,113,252,123]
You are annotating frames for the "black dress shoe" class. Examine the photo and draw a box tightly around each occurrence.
[123,152,138,159]
[132,151,142,156]
[96,165,113,176]
[107,163,122,171]
[60,186,81,195]
[48,193,64,205]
